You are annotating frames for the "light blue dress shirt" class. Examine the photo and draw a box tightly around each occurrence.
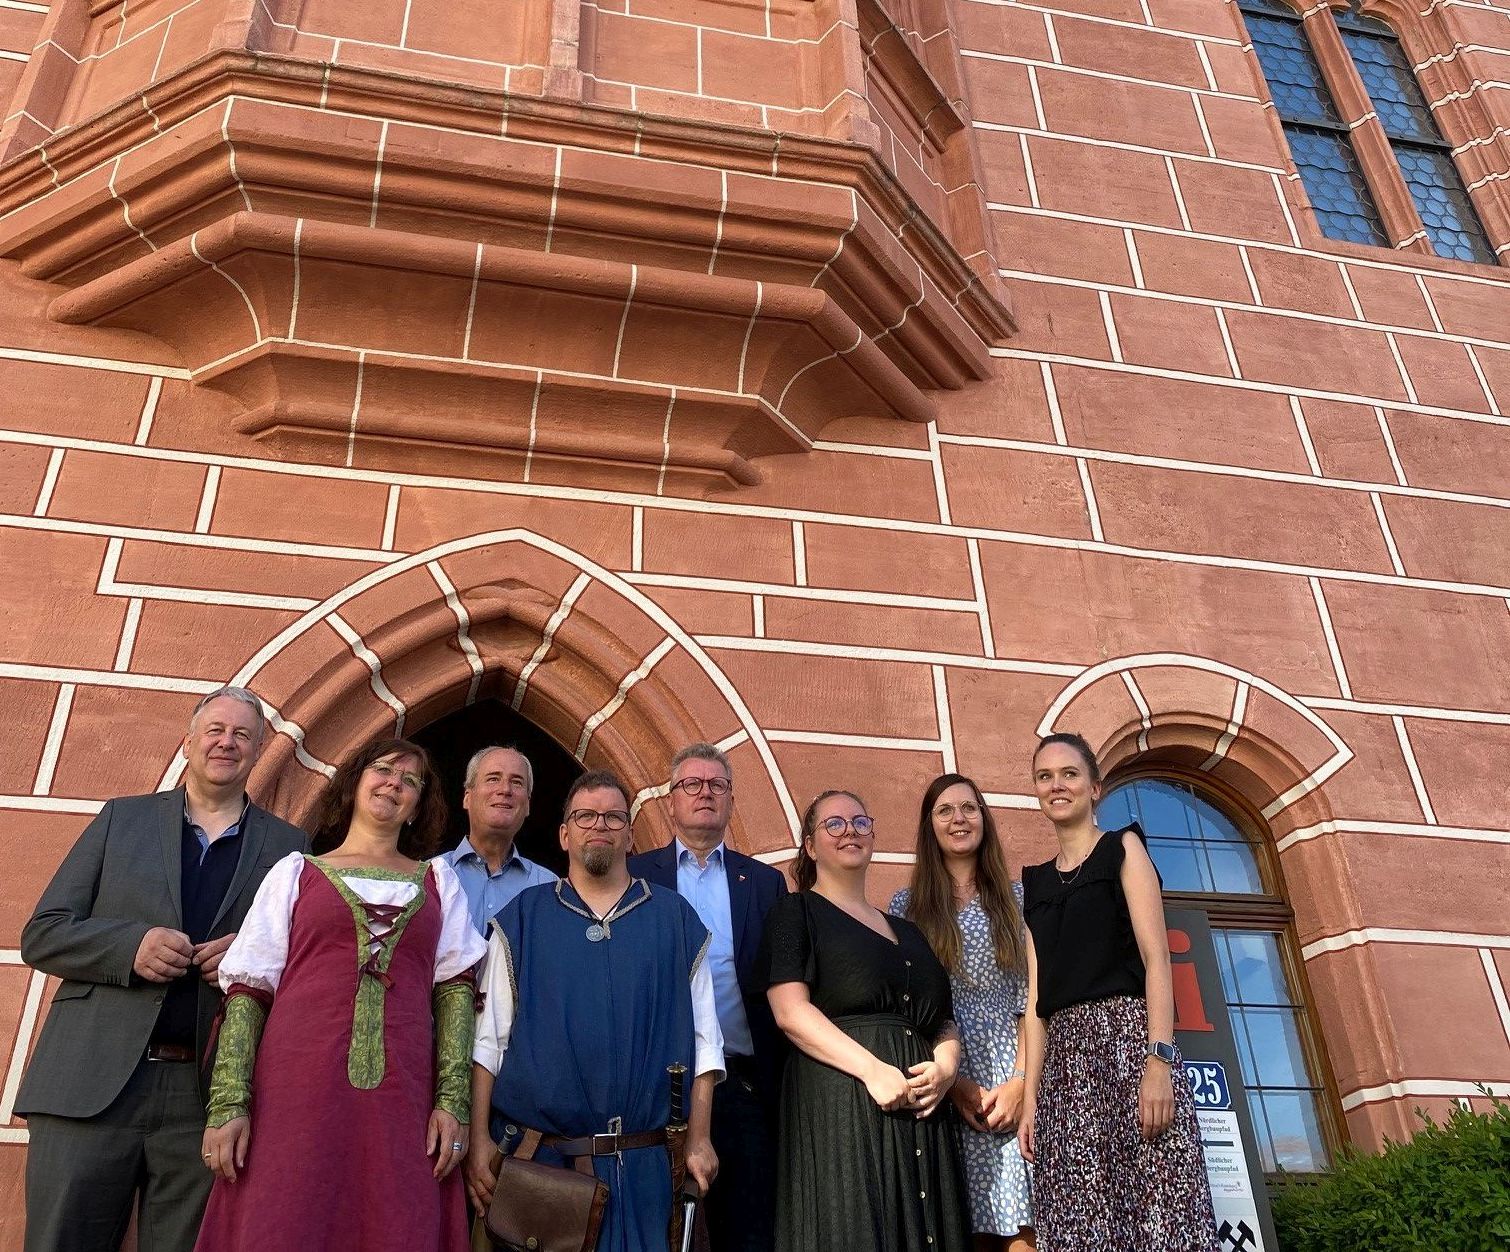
[438,837,557,934]
[675,839,753,1058]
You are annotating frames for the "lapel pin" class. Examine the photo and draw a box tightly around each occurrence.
[738,874,747,882]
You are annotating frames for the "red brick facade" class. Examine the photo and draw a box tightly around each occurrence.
[1,0,1508,1238]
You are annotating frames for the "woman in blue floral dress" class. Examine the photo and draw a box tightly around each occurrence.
[892,773,1035,1251]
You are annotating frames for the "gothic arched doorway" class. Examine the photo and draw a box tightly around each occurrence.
[412,698,583,876]
[206,529,801,858]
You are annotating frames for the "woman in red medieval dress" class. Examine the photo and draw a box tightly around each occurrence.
[195,737,486,1252]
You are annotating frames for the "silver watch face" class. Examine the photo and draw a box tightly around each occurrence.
[1149,1041,1177,1063]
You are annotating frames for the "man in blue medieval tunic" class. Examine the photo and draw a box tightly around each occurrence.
[468,769,723,1252]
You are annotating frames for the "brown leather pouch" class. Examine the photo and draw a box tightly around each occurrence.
[484,1128,610,1252]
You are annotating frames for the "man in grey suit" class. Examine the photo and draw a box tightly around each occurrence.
[17,685,308,1252]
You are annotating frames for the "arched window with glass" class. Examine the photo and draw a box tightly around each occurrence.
[1097,774,1340,1175]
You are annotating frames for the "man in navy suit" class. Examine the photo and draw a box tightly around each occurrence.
[628,742,787,1252]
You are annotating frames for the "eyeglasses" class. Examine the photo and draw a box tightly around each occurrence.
[819,815,875,837]
[933,801,981,822]
[670,776,732,797]
[368,761,423,790]
[567,808,630,831]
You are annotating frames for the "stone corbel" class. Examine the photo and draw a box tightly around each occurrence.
[48,210,934,486]
[0,11,1012,486]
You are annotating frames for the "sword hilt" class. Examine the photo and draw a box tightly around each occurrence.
[668,1062,688,1128]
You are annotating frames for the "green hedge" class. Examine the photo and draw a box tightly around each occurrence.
[1272,1095,1510,1251]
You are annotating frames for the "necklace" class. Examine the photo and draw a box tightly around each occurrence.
[1055,832,1100,884]
[556,878,651,941]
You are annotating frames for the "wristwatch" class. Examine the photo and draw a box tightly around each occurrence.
[1145,1040,1177,1065]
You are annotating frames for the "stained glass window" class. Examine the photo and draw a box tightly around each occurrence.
[1244,12,1343,127]
[1239,2,1388,246]
[1339,20,1495,263]
[1285,127,1389,245]
[1238,0,1498,263]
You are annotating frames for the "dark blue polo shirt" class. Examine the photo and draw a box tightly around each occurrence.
[149,804,247,1049]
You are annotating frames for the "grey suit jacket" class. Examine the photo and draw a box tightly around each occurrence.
[15,787,308,1119]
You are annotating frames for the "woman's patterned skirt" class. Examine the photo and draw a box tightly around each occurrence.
[1032,995,1219,1252]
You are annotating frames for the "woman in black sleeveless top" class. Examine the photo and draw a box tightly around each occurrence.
[1018,734,1217,1251]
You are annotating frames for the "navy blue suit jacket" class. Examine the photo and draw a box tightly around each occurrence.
[628,841,788,1089]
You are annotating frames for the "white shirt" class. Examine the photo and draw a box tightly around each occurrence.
[219,852,486,993]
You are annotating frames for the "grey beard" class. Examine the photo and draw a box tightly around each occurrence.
[582,844,614,876]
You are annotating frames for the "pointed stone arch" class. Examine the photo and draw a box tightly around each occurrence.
[159,529,800,853]
[1035,653,1353,833]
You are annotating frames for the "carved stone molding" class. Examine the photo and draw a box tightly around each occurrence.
[53,209,937,485]
[0,2,1012,486]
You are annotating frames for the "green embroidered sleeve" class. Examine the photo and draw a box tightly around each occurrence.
[433,978,475,1123]
[205,993,267,1128]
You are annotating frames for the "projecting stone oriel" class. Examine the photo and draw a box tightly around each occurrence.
[0,0,1012,490]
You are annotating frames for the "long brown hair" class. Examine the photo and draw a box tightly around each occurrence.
[902,773,1024,978]
[792,790,867,892]
[311,737,448,860]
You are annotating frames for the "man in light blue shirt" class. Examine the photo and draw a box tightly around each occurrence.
[673,833,753,1059]
[436,744,555,934]
[628,743,787,1252]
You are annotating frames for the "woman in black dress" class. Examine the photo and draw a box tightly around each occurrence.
[762,789,972,1252]
[1018,733,1218,1251]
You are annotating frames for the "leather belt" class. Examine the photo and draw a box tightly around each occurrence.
[542,1128,666,1157]
[146,1044,196,1062]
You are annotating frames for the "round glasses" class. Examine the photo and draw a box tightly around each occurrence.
[367,761,423,791]
[670,777,732,797]
[819,815,875,837]
[566,808,630,831]
[933,801,981,822]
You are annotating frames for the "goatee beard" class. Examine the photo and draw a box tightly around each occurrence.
[583,845,614,876]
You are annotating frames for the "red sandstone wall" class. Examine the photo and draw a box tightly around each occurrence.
[1,0,1509,1243]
